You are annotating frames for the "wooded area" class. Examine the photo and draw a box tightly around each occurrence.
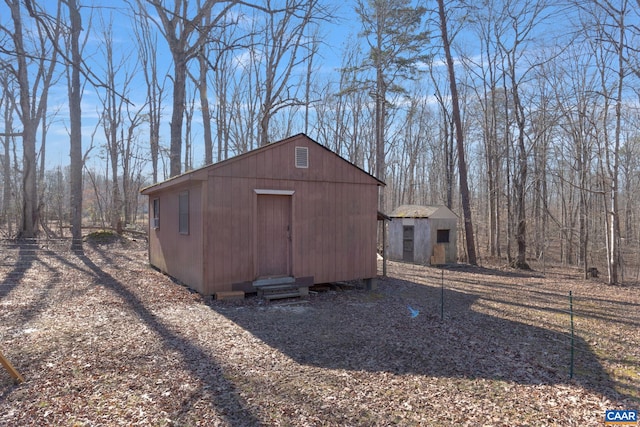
[1,0,640,284]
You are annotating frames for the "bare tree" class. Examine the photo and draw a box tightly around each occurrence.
[186,0,247,165]
[2,0,61,238]
[583,0,634,284]
[436,0,477,265]
[96,17,137,230]
[66,0,83,244]
[120,103,146,227]
[428,59,455,211]
[544,39,600,276]
[133,7,167,183]
[391,90,433,206]
[211,25,241,161]
[528,70,557,263]
[254,0,330,146]
[303,27,320,135]
[42,166,68,236]
[0,73,17,234]
[190,2,214,165]
[195,45,214,165]
[183,89,195,171]
[492,0,554,269]
[228,43,261,154]
[138,0,239,177]
[619,112,640,245]
[334,40,369,167]
[458,0,505,259]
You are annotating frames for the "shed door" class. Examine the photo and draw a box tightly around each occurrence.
[257,195,292,278]
[402,225,414,262]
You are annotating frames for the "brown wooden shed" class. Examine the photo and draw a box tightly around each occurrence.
[140,134,384,297]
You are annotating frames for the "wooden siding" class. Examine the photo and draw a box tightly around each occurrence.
[147,181,205,292]
[201,136,379,293]
[145,134,381,295]
[211,135,380,186]
[201,183,377,292]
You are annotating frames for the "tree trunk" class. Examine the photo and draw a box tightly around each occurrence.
[135,15,162,183]
[375,66,386,210]
[514,117,529,269]
[68,0,83,245]
[437,0,477,265]
[199,51,213,165]
[1,82,13,229]
[21,125,38,238]
[607,6,625,285]
[10,0,38,238]
[170,56,187,177]
[184,96,194,172]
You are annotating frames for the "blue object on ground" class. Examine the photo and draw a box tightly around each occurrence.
[408,305,419,318]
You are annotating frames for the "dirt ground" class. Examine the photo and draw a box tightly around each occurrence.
[0,236,638,426]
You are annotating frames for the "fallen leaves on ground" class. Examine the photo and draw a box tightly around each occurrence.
[0,238,638,426]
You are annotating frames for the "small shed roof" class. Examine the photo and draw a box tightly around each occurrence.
[377,211,391,221]
[389,205,457,219]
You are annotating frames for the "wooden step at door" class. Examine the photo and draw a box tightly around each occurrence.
[253,277,304,300]
[263,291,301,301]
[253,276,295,287]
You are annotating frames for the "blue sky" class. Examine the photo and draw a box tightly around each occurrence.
[30,0,365,176]
[4,0,591,179]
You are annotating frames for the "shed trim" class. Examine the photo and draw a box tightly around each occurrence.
[140,170,207,195]
[254,189,296,195]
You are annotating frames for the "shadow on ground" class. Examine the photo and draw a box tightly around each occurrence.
[74,244,262,426]
[210,276,633,406]
[441,263,545,279]
[0,240,38,298]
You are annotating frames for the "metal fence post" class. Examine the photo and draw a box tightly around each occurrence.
[569,290,574,379]
[441,268,444,322]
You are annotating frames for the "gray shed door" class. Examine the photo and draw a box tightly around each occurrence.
[402,225,414,262]
[257,195,292,278]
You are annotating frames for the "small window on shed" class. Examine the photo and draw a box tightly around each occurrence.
[295,146,308,168]
[437,229,450,243]
[152,198,160,229]
[178,191,189,235]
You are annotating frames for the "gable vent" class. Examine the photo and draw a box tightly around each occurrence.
[295,146,309,168]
